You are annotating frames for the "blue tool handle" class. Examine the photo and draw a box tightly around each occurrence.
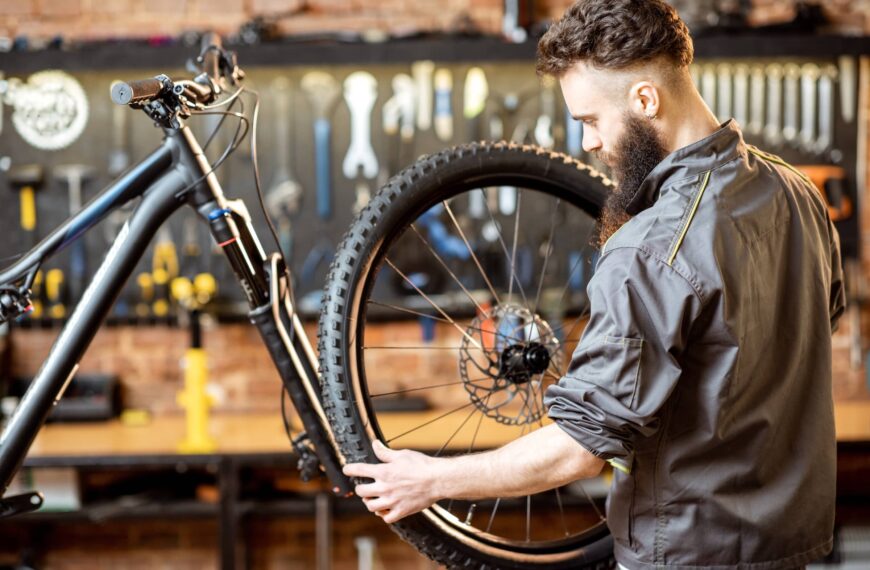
[566,107,582,156]
[314,118,332,220]
[70,240,86,304]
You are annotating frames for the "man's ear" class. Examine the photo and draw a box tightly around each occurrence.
[630,81,660,119]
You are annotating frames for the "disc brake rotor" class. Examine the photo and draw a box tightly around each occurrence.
[458,303,563,426]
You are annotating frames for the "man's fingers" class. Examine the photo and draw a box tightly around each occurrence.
[343,462,378,478]
[382,509,404,524]
[362,497,393,512]
[354,482,382,498]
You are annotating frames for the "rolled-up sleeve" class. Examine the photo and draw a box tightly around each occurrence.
[544,246,703,473]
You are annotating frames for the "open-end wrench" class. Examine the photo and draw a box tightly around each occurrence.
[534,80,556,150]
[782,63,800,145]
[701,63,717,114]
[815,64,838,156]
[343,72,379,215]
[799,63,820,152]
[838,55,856,123]
[733,63,749,129]
[716,62,733,122]
[689,63,701,92]
[382,73,415,177]
[464,67,488,219]
[434,69,453,142]
[763,63,783,147]
[412,60,434,132]
[301,71,342,221]
[267,76,303,259]
[748,64,766,136]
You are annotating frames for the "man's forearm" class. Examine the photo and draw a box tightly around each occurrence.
[433,423,605,501]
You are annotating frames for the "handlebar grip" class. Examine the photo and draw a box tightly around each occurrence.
[111,78,165,105]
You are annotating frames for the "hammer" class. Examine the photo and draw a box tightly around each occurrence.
[54,164,95,307]
[8,164,44,249]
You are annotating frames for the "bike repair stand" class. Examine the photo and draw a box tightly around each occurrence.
[173,274,218,453]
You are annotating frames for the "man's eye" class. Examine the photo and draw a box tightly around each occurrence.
[582,119,595,126]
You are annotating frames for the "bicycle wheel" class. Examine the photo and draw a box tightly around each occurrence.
[318,141,614,569]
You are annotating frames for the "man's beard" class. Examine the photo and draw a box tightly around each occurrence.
[594,113,669,247]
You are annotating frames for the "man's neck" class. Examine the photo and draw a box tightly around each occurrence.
[664,93,721,154]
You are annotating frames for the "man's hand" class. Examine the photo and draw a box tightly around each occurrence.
[343,440,441,524]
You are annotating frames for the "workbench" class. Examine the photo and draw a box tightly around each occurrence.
[8,402,870,569]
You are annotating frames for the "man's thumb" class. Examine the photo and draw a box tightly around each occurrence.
[372,440,394,461]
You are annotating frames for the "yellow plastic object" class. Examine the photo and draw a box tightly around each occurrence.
[176,348,217,453]
[20,186,36,231]
[120,408,152,426]
[45,269,66,319]
[171,273,217,310]
[135,272,153,318]
[30,270,44,319]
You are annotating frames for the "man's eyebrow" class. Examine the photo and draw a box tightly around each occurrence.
[571,113,596,121]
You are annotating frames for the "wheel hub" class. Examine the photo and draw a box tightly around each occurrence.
[458,303,563,425]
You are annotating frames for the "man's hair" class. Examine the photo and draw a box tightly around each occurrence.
[536,0,694,77]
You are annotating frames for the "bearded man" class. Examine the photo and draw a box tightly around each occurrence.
[344,1,846,568]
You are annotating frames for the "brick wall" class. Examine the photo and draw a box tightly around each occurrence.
[1,0,869,43]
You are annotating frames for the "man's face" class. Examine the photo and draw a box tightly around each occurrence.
[560,62,670,246]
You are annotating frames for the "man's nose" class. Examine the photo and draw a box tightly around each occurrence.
[582,130,601,153]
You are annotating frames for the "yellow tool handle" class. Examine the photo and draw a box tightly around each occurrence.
[45,269,64,302]
[20,186,36,232]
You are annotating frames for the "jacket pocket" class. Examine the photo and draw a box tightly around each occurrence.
[606,468,636,550]
[583,335,644,408]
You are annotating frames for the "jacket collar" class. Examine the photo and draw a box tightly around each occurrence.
[625,119,746,215]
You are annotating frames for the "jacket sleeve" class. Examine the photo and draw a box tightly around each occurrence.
[828,217,846,333]
[543,246,703,474]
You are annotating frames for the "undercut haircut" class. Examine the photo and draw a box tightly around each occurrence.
[536,0,694,77]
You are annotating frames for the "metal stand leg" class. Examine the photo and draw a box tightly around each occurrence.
[316,491,333,570]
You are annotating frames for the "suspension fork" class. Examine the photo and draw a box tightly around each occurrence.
[176,126,353,496]
[204,201,353,496]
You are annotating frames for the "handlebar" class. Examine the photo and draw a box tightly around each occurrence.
[110,77,166,105]
[110,33,243,119]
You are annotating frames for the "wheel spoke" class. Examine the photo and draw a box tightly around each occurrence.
[410,223,492,320]
[532,198,561,318]
[508,190,521,300]
[367,300,451,323]
[384,401,476,444]
[435,405,479,457]
[385,258,483,351]
[483,189,530,308]
[370,380,468,398]
[442,200,502,305]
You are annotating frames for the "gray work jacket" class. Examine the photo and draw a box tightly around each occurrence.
[544,120,846,569]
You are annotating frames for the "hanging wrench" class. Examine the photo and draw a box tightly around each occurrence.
[838,55,856,123]
[382,73,415,177]
[301,71,342,221]
[534,80,556,150]
[799,63,820,152]
[716,62,733,122]
[344,72,379,215]
[815,64,838,156]
[782,63,800,145]
[464,67,489,219]
[733,63,749,129]
[748,64,766,136]
[412,60,434,132]
[343,71,379,180]
[763,63,783,147]
[701,63,717,115]
[434,69,453,142]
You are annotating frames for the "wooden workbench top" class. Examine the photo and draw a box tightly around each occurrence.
[24,399,870,460]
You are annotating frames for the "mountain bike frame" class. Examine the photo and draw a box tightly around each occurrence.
[0,121,353,516]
